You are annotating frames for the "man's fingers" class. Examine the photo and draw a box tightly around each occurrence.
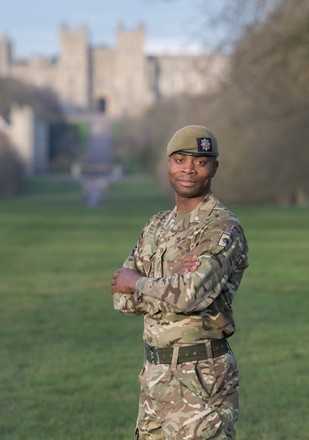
[173,255,200,275]
[183,254,198,261]
[181,259,200,269]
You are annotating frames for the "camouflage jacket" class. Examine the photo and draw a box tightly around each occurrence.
[113,192,248,347]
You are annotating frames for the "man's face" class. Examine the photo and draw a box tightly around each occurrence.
[168,153,218,201]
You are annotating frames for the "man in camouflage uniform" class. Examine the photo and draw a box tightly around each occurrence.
[112,125,249,439]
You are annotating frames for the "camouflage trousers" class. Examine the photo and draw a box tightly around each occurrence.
[135,346,239,440]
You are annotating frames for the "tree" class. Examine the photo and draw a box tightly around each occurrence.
[124,0,309,204]
[0,77,82,176]
[217,0,309,204]
[0,78,63,121]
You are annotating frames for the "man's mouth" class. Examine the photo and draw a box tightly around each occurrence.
[177,179,197,186]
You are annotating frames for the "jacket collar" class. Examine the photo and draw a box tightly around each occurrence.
[163,192,218,232]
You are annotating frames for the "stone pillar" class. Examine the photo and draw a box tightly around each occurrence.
[10,105,48,174]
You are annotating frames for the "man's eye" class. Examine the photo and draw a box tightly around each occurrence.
[196,160,206,166]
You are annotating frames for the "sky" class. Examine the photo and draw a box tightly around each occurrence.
[0,0,210,58]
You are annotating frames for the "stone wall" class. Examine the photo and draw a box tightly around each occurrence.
[0,105,48,174]
[0,24,228,117]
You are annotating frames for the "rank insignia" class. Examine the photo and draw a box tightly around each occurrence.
[218,233,233,250]
[197,137,212,152]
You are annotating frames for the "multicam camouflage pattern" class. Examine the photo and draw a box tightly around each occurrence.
[136,349,239,439]
[113,192,248,346]
[113,191,248,439]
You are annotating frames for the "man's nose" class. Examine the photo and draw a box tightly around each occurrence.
[182,160,196,173]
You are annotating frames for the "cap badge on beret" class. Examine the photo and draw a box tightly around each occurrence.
[197,137,212,153]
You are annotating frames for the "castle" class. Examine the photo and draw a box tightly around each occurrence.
[0,24,226,118]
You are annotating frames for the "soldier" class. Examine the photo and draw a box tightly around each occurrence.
[111,125,249,439]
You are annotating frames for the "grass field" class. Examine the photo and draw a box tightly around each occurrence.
[0,176,308,440]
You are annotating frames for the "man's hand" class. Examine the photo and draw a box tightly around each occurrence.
[172,254,200,275]
[111,268,142,295]
[111,255,199,295]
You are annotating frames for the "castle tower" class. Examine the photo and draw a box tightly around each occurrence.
[113,24,150,116]
[58,24,91,111]
[0,35,12,76]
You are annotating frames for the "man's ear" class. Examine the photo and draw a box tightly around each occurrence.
[212,160,219,177]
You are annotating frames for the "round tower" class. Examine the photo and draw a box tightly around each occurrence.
[114,24,149,116]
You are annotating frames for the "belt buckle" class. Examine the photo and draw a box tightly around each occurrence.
[149,346,160,365]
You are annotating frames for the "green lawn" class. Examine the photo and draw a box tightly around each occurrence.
[0,176,308,440]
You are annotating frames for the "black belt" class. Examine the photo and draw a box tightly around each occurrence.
[145,339,229,365]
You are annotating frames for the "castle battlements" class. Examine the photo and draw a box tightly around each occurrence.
[0,24,228,117]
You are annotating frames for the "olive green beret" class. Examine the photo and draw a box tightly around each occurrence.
[167,125,218,157]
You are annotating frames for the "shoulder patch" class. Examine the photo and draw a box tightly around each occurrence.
[218,226,239,250]
[218,233,233,250]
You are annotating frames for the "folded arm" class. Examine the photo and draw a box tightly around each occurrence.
[112,254,201,315]
[111,208,248,316]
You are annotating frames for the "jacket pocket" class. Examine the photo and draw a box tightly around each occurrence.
[138,240,157,276]
[195,352,239,399]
